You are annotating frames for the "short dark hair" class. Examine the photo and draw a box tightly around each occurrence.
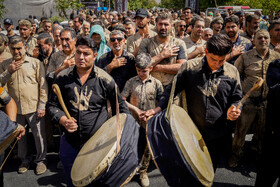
[183,7,193,14]
[245,14,259,26]
[74,16,84,24]
[156,12,172,23]
[206,34,233,56]
[9,35,26,46]
[135,53,151,69]
[224,15,239,26]
[268,20,280,32]
[37,33,53,44]
[75,36,97,53]
[189,16,204,27]
[60,28,77,39]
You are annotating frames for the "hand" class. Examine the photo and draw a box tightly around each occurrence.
[16,124,26,140]
[63,57,75,68]
[161,45,179,59]
[8,60,23,74]
[274,44,280,53]
[195,45,206,56]
[110,56,127,69]
[59,116,78,133]
[232,45,245,57]
[33,47,40,58]
[37,109,46,118]
[227,105,241,121]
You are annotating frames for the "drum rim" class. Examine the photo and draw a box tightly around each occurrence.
[71,114,127,186]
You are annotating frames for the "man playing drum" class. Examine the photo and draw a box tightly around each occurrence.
[145,34,243,171]
[47,36,130,187]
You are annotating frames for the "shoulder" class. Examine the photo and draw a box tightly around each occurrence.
[172,37,186,46]
[56,66,74,78]
[0,58,13,67]
[51,50,65,59]
[239,36,251,44]
[98,51,111,61]
[25,56,41,64]
[149,29,157,37]
[223,62,240,79]
[125,51,135,60]
[270,49,280,58]
[94,66,114,85]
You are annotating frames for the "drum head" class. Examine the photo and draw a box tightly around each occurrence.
[71,114,127,186]
[169,104,214,186]
[0,125,20,155]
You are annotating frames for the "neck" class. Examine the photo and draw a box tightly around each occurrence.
[190,33,200,43]
[113,48,123,57]
[230,34,239,43]
[270,39,280,47]
[178,31,185,37]
[47,47,53,58]
[156,35,170,43]
[257,48,269,58]
[64,47,75,56]
[76,66,93,85]
[185,18,191,24]
[213,30,219,35]
[138,25,149,35]
[246,28,253,36]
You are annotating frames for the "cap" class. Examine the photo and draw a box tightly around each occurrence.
[3,18,13,25]
[112,24,127,35]
[135,8,148,18]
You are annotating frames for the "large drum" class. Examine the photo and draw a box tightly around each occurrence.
[71,113,146,187]
[146,77,214,187]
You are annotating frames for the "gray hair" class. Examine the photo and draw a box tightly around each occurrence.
[60,27,77,39]
[53,25,63,33]
[37,33,53,44]
[204,28,213,33]
[110,30,124,39]
[9,35,26,45]
[135,53,152,69]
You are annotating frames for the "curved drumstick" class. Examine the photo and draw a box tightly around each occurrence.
[236,77,264,109]
[52,84,77,131]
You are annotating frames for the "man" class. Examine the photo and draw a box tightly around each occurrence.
[18,19,37,57]
[203,28,213,41]
[79,21,90,37]
[127,8,157,57]
[183,16,206,60]
[228,8,233,16]
[210,17,223,35]
[28,19,38,38]
[97,30,136,92]
[47,36,129,186]
[176,20,188,39]
[3,18,17,39]
[73,16,83,35]
[240,14,260,41]
[0,36,48,175]
[47,28,76,79]
[0,34,12,62]
[229,29,280,168]
[224,15,252,65]
[145,34,242,171]
[183,7,193,34]
[52,25,63,51]
[124,21,135,38]
[43,20,52,36]
[138,12,188,87]
[268,20,280,53]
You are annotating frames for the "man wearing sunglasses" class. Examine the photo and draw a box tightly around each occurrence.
[97,30,136,92]
[183,7,193,34]
[176,20,188,39]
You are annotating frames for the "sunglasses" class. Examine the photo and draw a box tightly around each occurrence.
[179,25,186,28]
[110,37,123,42]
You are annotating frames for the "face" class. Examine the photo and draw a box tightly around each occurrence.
[135,16,148,29]
[53,29,61,45]
[228,9,233,15]
[254,32,270,51]
[109,34,125,51]
[178,21,186,32]
[31,23,36,34]
[156,18,172,38]
[91,33,101,44]
[249,18,260,33]
[184,9,193,19]
[203,30,213,41]
[44,22,52,33]
[212,22,223,32]
[82,24,90,36]
[10,42,26,61]
[125,24,135,37]
[68,21,74,28]
[37,39,51,56]
[200,12,206,18]
[4,23,13,32]
[205,50,226,72]
[75,45,97,71]
[270,24,280,42]
[225,22,239,38]
[191,21,205,38]
[19,25,31,39]
[60,31,76,54]
[150,16,155,24]
[73,17,81,29]
[136,66,152,81]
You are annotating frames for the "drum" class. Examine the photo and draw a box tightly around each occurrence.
[146,77,214,187]
[71,113,146,187]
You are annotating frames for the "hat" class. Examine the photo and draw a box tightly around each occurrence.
[3,18,13,25]
[112,24,127,35]
[135,8,148,18]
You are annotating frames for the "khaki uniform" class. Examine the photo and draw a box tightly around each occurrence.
[0,51,12,64]
[183,36,206,54]
[232,49,280,158]
[138,36,188,86]
[26,37,37,57]
[0,55,48,164]
[126,30,157,55]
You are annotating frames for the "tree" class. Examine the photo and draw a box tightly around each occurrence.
[55,0,84,19]
[160,0,185,10]
[0,0,7,19]
[128,0,158,10]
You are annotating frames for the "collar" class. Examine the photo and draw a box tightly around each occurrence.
[135,74,153,83]
[253,48,271,58]
[108,49,127,58]
[69,65,96,78]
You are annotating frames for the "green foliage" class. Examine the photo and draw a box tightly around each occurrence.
[160,0,185,10]
[128,0,158,10]
[50,16,66,23]
[0,0,7,19]
[55,0,84,18]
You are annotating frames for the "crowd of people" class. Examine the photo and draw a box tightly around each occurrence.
[0,6,280,187]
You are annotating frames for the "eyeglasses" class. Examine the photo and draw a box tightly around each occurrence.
[179,25,186,28]
[184,11,191,14]
[110,37,123,42]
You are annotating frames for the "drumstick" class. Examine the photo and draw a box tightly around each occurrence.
[52,84,77,131]
[236,77,264,109]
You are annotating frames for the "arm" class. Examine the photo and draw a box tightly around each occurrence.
[226,45,245,62]
[152,59,185,74]
[5,97,17,122]
[37,60,48,118]
[106,56,127,74]
[187,45,205,60]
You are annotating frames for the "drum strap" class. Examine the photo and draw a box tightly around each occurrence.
[166,75,177,120]
[115,84,121,154]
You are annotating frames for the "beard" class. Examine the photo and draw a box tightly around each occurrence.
[227,30,237,38]
[157,29,170,38]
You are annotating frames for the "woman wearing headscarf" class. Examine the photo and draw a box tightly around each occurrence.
[89,24,111,62]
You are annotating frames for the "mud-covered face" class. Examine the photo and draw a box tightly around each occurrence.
[254,31,270,51]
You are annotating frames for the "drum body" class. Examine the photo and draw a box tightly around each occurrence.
[71,113,146,187]
[147,104,214,187]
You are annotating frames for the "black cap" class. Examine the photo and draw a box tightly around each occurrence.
[3,18,13,25]
[135,8,148,18]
